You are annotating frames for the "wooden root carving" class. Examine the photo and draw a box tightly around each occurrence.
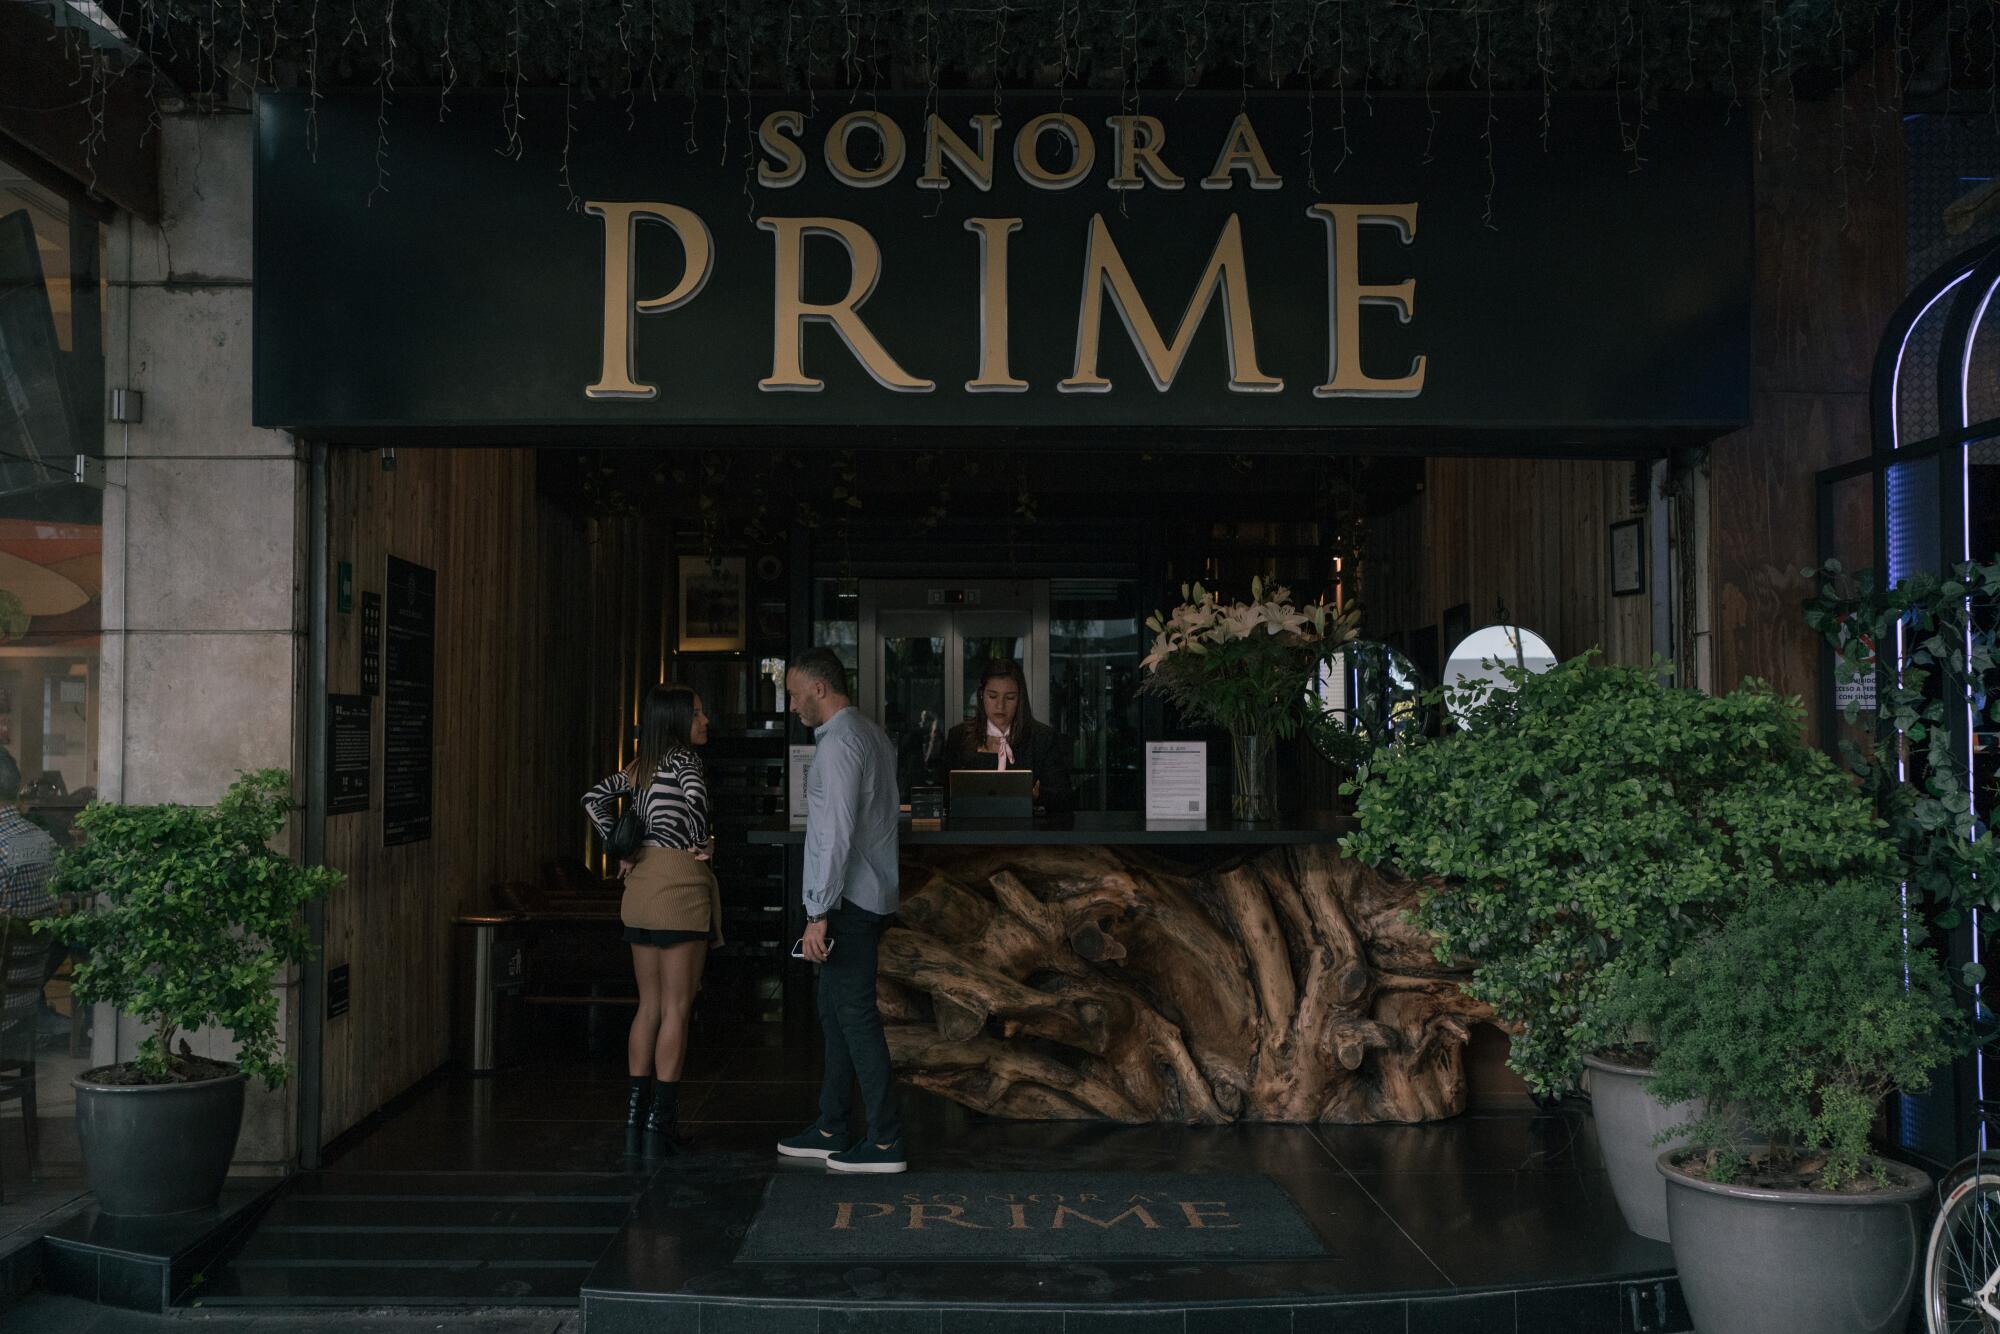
[876,842,1488,1124]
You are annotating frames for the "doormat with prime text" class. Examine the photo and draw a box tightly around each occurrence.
[735,1172,1328,1264]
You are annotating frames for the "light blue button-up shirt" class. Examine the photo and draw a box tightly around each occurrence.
[802,706,902,917]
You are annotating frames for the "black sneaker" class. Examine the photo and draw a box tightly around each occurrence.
[775,1125,843,1160]
[827,1138,907,1174]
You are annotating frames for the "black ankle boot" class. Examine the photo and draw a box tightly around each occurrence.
[644,1080,680,1144]
[625,1076,650,1128]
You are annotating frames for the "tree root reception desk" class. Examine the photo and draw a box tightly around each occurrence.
[747,815,1489,1125]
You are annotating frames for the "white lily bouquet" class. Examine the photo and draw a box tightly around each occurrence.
[1141,577,1357,743]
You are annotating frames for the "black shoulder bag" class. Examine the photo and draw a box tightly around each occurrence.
[605,767,649,861]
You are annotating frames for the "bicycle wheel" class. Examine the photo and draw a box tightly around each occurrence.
[1929,1162,2000,1334]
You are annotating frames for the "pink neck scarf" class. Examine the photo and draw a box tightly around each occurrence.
[986,719,1016,770]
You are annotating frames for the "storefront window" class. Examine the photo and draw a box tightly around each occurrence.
[0,151,105,1192]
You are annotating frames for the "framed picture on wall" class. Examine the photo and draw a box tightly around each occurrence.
[677,555,748,653]
[1609,519,1645,597]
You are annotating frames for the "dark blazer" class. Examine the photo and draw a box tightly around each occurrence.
[940,719,1076,814]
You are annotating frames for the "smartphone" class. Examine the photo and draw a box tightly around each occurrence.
[789,936,835,960]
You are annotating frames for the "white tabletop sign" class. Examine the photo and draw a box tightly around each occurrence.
[788,745,814,826]
[1145,741,1208,822]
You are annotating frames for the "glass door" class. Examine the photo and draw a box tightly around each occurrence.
[877,610,950,802]
[857,581,1050,801]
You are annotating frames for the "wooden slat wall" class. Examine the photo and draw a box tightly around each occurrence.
[318,448,671,1146]
[1708,72,1904,736]
[1366,456,1651,668]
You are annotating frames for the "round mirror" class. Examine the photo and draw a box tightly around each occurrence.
[1442,625,1558,722]
[1306,640,1427,765]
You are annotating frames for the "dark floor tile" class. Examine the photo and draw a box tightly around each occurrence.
[948,1311,1063,1334]
[699,1300,818,1334]
[1518,1282,1618,1332]
[1291,1302,1407,1334]
[197,1261,591,1305]
[1316,1111,1599,1177]
[1189,1306,1292,1334]
[295,1170,641,1199]
[820,1306,942,1334]
[585,1295,699,1334]
[692,1081,828,1124]
[1063,1312,1186,1334]
[260,1195,631,1230]
[0,1293,108,1333]
[719,1048,825,1082]
[1407,1291,1513,1334]
[1351,1170,1669,1288]
[322,1119,663,1174]
[233,1224,616,1265]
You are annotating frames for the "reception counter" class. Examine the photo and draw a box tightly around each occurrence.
[753,811,1485,1126]
[745,810,1351,847]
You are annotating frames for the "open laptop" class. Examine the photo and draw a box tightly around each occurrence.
[948,768,1035,819]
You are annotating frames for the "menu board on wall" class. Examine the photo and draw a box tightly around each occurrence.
[382,556,435,845]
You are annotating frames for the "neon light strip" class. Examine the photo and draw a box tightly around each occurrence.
[1889,266,1979,1146]
[1960,274,1997,1141]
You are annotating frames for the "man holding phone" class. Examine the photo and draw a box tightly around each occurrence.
[776,647,907,1174]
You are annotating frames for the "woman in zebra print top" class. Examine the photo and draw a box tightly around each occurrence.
[580,684,719,1144]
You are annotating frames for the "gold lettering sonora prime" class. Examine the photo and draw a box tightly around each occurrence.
[1106,115,1185,191]
[583,201,715,400]
[757,110,807,187]
[1051,1204,1164,1229]
[825,111,906,188]
[906,1204,989,1230]
[1014,112,1096,191]
[1203,113,1283,190]
[757,216,936,394]
[919,114,1002,191]
[1308,202,1426,398]
[831,1202,898,1230]
[1177,1201,1241,1229]
[1062,213,1283,394]
[964,217,1028,393]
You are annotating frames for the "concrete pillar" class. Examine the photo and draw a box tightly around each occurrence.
[95,110,307,1172]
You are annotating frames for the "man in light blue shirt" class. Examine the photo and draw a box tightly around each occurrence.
[776,647,907,1174]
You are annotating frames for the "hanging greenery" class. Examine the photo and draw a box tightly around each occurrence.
[60,2,1983,132]
[75,0,1955,99]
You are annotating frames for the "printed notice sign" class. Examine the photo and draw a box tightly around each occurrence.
[788,745,814,826]
[382,556,436,846]
[1146,741,1208,822]
[327,693,372,815]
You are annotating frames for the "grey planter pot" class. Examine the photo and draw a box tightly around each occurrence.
[74,1067,247,1217]
[1583,1051,1693,1243]
[1660,1150,1929,1334]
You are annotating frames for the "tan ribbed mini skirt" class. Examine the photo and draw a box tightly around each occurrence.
[621,847,722,943]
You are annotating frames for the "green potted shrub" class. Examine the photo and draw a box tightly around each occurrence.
[1605,873,1962,1334]
[40,770,337,1217]
[1342,656,1891,1242]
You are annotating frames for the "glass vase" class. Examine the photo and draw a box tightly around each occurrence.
[1229,730,1278,822]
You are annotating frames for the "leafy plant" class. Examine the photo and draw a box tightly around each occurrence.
[1141,578,1357,741]
[1804,558,2000,969]
[1605,874,1963,1189]
[40,770,338,1086]
[1342,656,1897,1097]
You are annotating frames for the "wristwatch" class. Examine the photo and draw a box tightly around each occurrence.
[807,911,828,924]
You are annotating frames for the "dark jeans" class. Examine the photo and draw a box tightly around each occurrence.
[815,902,902,1147]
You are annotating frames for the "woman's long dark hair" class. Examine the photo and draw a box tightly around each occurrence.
[628,684,699,790]
[956,658,1036,753]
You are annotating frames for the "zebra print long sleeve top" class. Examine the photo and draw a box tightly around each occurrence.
[581,749,713,851]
